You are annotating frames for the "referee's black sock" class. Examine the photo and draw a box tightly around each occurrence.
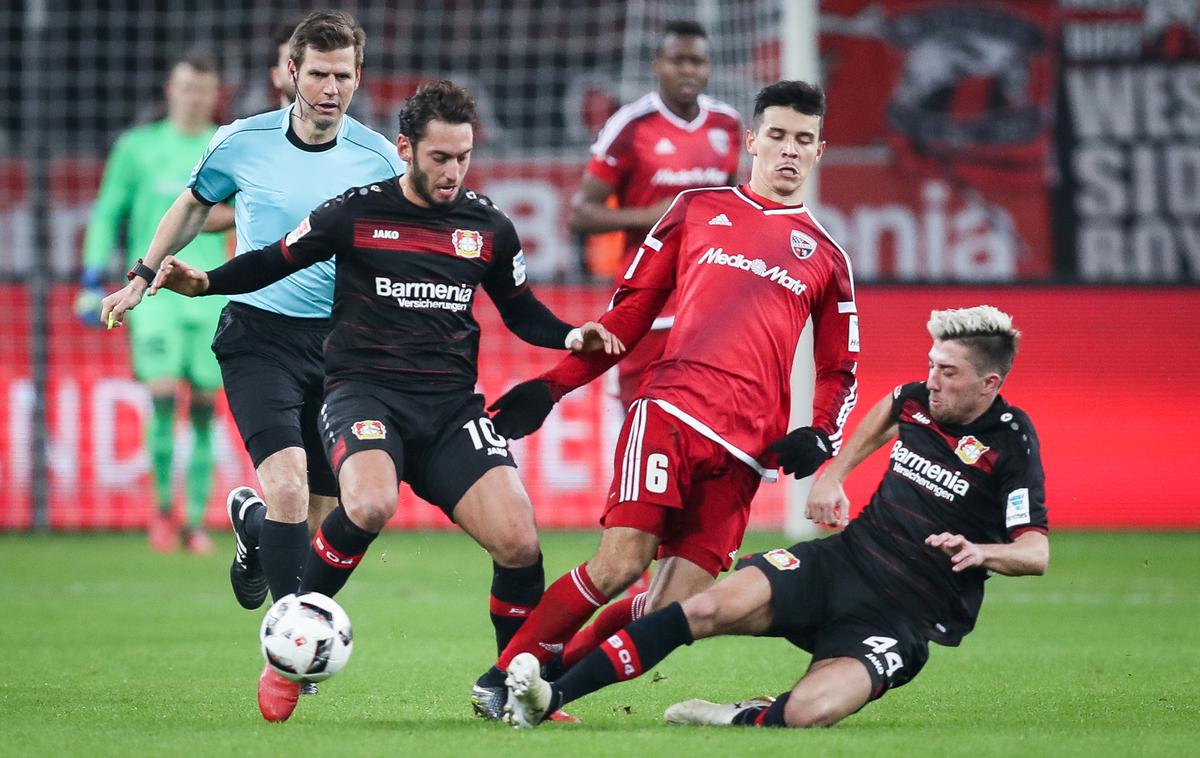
[554,601,693,708]
[299,505,378,598]
[258,519,310,601]
[489,554,545,655]
[731,692,791,726]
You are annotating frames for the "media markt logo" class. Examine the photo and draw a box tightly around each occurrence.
[696,246,807,296]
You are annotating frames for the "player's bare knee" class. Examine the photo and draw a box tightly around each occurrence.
[680,592,721,637]
[588,553,649,598]
[783,695,843,729]
[488,529,541,568]
[260,478,309,522]
[342,492,395,532]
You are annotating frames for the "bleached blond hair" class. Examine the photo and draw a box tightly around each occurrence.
[927,305,1020,378]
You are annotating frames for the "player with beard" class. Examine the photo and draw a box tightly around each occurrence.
[150,80,621,723]
[502,305,1049,729]
[100,10,401,714]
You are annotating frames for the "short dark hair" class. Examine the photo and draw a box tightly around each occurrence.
[753,80,826,125]
[656,20,707,56]
[398,80,480,145]
[173,51,218,77]
[288,10,365,70]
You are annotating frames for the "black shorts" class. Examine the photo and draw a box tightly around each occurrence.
[319,379,517,517]
[738,534,930,700]
[210,302,337,497]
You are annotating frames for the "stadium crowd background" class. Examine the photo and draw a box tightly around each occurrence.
[2,0,1198,532]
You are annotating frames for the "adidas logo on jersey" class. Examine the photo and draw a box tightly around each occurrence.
[654,137,676,155]
[708,213,732,226]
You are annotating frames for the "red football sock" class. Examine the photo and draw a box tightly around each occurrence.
[496,563,608,670]
[562,591,647,669]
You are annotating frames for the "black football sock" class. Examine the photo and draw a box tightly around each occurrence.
[490,554,545,655]
[259,520,310,601]
[553,601,693,709]
[244,501,266,545]
[732,692,791,726]
[299,506,378,598]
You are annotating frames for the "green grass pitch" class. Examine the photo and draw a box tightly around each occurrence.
[2,530,1196,756]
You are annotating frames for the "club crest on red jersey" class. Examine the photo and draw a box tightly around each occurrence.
[955,435,989,465]
[790,229,817,260]
[351,420,386,440]
[707,128,730,155]
[452,229,483,259]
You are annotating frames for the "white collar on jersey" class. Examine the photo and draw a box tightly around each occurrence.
[650,92,710,133]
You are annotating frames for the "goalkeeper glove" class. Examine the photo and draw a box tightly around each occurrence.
[767,426,832,479]
[488,379,555,439]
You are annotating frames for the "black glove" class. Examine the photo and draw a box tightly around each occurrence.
[488,379,555,439]
[767,426,832,479]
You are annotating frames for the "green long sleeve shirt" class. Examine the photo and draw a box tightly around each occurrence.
[82,120,227,272]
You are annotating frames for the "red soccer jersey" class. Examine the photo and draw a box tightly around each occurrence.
[544,185,860,476]
[587,92,742,273]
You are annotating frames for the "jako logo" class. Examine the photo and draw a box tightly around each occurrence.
[372,228,400,240]
[697,247,807,295]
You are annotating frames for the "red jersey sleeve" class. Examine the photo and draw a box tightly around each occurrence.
[809,243,860,453]
[586,116,637,187]
[539,194,687,399]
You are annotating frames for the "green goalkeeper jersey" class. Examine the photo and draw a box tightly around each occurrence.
[82,120,226,271]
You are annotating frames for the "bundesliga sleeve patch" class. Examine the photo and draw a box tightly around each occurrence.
[764,548,800,571]
[351,420,387,440]
[285,216,312,246]
[1006,488,1031,529]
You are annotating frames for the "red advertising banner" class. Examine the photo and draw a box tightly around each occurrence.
[2,284,1197,531]
[818,0,1058,280]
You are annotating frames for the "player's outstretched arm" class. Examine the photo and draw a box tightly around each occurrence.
[149,255,209,297]
[491,290,622,355]
[925,530,1049,576]
[568,174,672,235]
[99,190,213,327]
[202,202,235,233]
[488,287,666,439]
[802,392,898,525]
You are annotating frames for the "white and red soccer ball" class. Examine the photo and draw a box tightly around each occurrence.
[260,592,353,682]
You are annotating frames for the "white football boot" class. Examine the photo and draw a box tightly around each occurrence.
[663,696,776,726]
[503,652,553,728]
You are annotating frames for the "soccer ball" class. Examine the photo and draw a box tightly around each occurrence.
[260,592,353,682]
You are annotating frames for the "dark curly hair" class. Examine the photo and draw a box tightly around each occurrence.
[398,80,480,145]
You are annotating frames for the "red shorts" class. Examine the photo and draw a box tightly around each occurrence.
[602,398,762,576]
[616,327,670,410]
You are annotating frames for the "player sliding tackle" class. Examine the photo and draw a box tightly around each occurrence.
[470,80,860,715]
[152,80,621,724]
[504,305,1049,728]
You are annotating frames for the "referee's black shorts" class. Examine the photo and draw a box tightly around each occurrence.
[737,534,930,700]
[210,302,338,497]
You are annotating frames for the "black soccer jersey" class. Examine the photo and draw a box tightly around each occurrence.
[269,178,534,391]
[842,382,1048,647]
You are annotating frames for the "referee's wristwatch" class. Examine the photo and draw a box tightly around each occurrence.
[126,257,157,286]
